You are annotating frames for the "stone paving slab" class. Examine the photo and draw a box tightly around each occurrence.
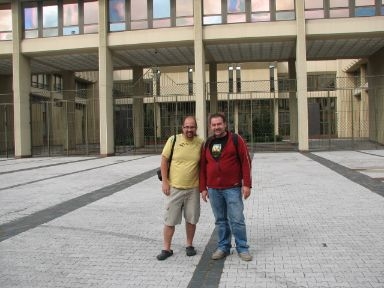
[1,151,384,288]
[0,155,159,225]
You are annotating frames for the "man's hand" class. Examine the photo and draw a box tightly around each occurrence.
[201,190,209,202]
[162,181,171,196]
[242,186,251,200]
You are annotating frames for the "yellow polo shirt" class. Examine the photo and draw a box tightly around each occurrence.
[162,134,203,189]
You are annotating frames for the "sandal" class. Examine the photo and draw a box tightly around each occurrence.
[156,249,173,260]
[186,246,197,256]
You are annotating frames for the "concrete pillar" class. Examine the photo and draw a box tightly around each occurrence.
[295,0,309,151]
[367,47,384,144]
[194,0,207,138]
[209,63,218,114]
[272,65,279,136]
[98,0,114,156]
[288,59,298,143]
[132,67,144,148]
[12,1,31,158]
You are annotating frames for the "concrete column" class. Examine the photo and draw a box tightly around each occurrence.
[132,67,144,148]
[359,65,368,138]
[194,0,207,138]
[272,65,279,136]
[295,0,309,151]
[12,1,31,158]
[288,59,298,143]
[98,0,114,156]
[209,63,218,114]
[367,47,384,144]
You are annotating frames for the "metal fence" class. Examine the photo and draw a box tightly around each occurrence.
[0,101,14,158]
[1,75,383,157]
[30,96,100,156]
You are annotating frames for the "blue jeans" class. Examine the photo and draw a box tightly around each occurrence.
[208,187,249,254]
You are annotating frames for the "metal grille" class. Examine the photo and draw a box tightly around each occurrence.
[30,93,100,157]
[1,75,383,157]
[0,101,14,158]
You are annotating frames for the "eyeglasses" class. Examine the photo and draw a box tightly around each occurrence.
[183,126,196,129]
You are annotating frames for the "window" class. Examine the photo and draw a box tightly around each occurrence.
[203,0,222,24]
[84,1,99,33]
[176,0,193,26]
[0,4,12,40]
[42,2,58,37]
[251,0,270,22]
[355,0,376,17]
[307,73,336,91]
[275,0,295,20]
[269,65,275,92]
[228,66,234,93]
[63,1,79,35]
[109,0,126,31]
[188,67,193,95]
[329,0,350,18]
[131,0,148,30]
[304,0,324,19]
[24,5,38,39]
[227,0,246,23]
[236,66,241,93]
[32,74,49,90]
[153,0,171,28]
[54,75,63,92]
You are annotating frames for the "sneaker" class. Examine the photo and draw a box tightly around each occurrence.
[211,249,227,260]
[238,252,252,261]
[156,250,173,261]
[186,246,197,256]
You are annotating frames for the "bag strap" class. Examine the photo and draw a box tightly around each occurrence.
[167,134,177,173]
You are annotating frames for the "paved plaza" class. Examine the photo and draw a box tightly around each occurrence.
[0,150,384,288]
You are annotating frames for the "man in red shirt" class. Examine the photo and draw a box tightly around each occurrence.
[199,113,252,261]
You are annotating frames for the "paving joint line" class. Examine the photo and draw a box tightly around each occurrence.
[0,168,157,242]
[304,152,384,197]
[0,156,151,191]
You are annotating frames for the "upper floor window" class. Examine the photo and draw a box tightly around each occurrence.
[304,0,324,19]
[0,4,12,41]
[109,0,126,31]
[131,0,148,30]
[153,0,171,28]
[84,1,99,33]
[251,0,270,22]
[355,0,376,17]
[275,0,295,21]
[203,0,296,25]
[227,0,246,23]
[63,0,79,35]
[203,0,222,24]
[23,0,98,39]
[42,2,59,37]
[329,0,350,18]
[176,0,194,26]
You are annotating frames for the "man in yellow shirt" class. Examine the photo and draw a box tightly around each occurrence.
[157,116,203,260]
